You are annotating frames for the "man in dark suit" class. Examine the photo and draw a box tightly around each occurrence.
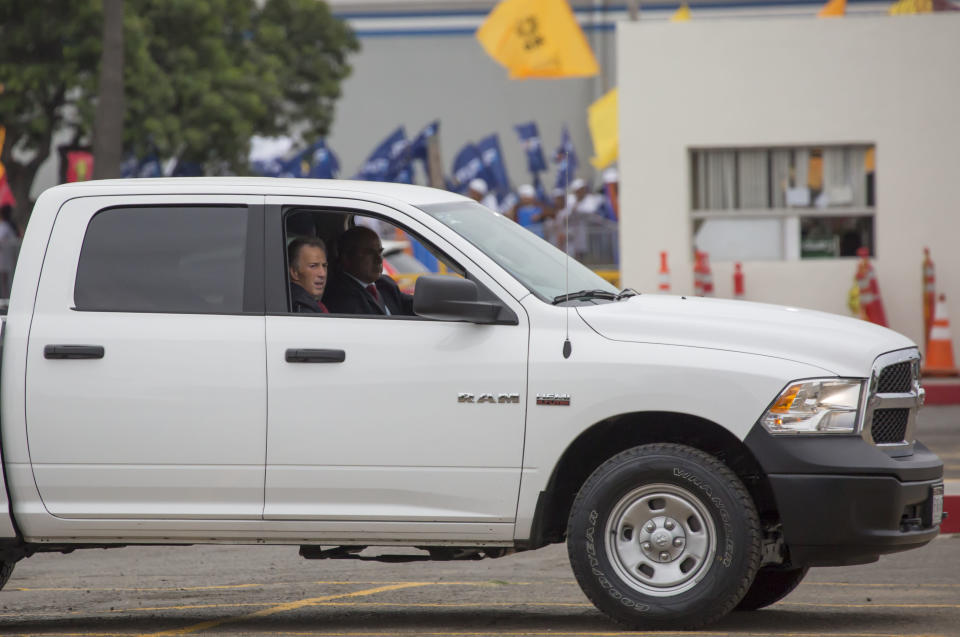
[323,226,414,316]
[287,237,330,313]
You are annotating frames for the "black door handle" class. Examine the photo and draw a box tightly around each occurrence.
[285,348,346,363]
[44,345,105,360]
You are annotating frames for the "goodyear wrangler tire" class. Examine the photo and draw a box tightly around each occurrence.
[567,443,761,629]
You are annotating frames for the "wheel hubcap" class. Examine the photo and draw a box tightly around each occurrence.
[604,483,717,596]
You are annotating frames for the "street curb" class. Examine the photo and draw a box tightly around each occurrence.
[924,380,960,405]
[943,480,960,535]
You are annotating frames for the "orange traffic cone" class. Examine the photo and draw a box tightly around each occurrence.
[923,294,958,377]
[693,251,705,296]
[856,247,887,327]
[923,248,935,347]
[733,262,745,300]
[702,252,714,297]
[658,251,671,293]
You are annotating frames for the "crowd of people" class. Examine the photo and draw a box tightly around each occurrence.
[462,168,620,265]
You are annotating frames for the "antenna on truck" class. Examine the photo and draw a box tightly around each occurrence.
[562,147,572,360]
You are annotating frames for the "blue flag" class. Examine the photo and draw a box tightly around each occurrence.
[355,127,408,182]
[476,134,511,198]
[171,160,203,177]
[408,120,439,162]
[450,143,489,193]
[137,154,163,178]
[120,154,140,178]
[515,122,547,174]
[250,155,282,177]
[553,126,579,190]
[392,165,414,184]
[120,152,164,178]
[306,141,340,179]
[264,140,339,179]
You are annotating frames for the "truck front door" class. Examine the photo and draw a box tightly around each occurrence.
[262,198,528,539]
[25,196,267,519]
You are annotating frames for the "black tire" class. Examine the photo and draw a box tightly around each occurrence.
[735,565,809,611]
[567,443,761,630]
[0,560,14,591]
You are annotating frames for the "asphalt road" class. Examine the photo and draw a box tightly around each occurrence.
[1,537,958,637]
[0,405,955,637]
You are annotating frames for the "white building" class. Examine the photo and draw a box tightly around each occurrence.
[618,13,960,356]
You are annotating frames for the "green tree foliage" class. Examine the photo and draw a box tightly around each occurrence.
[0,0,358,224]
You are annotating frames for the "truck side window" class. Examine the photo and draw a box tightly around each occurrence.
[75,206,249,314]
[280,209,466,317]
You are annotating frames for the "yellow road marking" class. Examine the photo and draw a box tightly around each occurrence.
[13,579,529,593]
[113,603,267,613]
[143,582,428,636]
[308,601,593,607]
[122,600,592,613]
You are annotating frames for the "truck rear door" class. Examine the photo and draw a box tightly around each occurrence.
[25,196,267,519]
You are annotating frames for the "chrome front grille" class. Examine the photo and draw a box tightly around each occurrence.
[861,349,922,451]
[871,408,909,443]
[877,362,912,393]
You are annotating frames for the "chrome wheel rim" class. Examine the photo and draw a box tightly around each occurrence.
[604,483,717,597]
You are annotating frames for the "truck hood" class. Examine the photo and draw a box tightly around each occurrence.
[576,295,915,376]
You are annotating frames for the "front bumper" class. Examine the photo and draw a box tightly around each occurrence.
[745,427,944,567]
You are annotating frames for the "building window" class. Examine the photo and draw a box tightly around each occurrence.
[690,145,875,261]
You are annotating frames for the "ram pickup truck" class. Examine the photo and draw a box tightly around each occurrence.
[0,178,945,629]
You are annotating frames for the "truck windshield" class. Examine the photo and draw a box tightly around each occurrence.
[419,201,619,302]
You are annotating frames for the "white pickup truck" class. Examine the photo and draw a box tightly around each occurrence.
[0,178,944,629]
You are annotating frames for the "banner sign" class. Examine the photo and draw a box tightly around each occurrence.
[476,134,511,197]
[515,122,547,174]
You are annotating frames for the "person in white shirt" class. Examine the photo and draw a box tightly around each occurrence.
[466,178,499,212]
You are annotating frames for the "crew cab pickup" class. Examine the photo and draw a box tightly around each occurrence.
[0,178,945,629]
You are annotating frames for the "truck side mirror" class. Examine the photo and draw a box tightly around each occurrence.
[413,275,507,324]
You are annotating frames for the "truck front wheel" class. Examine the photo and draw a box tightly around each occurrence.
[567,443,761,629]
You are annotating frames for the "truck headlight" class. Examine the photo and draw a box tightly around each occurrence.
[761,379,863,435]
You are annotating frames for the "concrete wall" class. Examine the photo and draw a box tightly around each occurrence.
[618,14,960,354]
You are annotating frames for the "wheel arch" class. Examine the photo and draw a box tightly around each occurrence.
[524,411,779,549]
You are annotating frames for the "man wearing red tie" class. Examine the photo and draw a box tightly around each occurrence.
[287,238,330,313]
[323,226,414,316]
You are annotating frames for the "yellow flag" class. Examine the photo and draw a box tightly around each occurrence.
[476,0,599,79]
[670,3,692,21]
[889,0,932,13]
[588,88,618,169]
[817,0,846,16]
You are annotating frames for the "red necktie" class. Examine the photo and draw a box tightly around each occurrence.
[366,284,380,303]
[317,300,329,314]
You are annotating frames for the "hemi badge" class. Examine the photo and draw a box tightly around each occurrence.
[537,393,570,406]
